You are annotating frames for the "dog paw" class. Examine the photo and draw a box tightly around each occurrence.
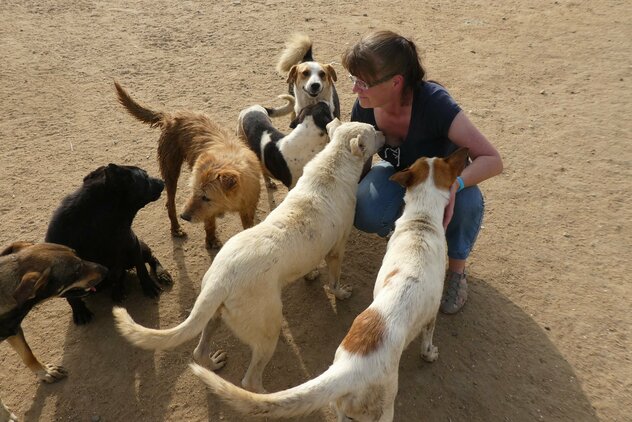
[206,238,222,250]
[155,269,174,286]
[331,284,353,300]
[422,345,439,362]
[304,268,320,281]
[38,364,68,383]
[208,350,228,370]
[193,349,227,371]
[172,227,187,238]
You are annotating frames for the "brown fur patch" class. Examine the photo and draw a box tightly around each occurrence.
[433,148,469,190]
[390,159,429,188]
[341,308,386,355]
[382,268,400,287]
[432,159,457,190]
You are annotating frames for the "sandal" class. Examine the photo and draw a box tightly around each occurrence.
[440,270,468,314]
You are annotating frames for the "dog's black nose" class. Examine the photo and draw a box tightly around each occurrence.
[309,82,321,92]
[180,213,191,222]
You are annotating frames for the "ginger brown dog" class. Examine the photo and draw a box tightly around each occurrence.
[114,81,262,249]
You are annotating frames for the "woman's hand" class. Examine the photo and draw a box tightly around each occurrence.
[443,179,459,230]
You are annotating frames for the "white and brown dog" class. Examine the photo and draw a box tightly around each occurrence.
[113,120,385,394]
[188,148,469,422]
[275,33,340,120]
[238,97,333,206]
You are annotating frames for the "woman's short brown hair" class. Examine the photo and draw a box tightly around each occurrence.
[342,30,426,92]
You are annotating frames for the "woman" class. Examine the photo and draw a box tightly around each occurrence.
[342,30,503,314]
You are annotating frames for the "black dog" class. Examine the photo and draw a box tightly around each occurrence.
[0,241,107,420]
[45,164,173,324]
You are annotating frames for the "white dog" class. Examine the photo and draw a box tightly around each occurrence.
[113,119,385,393]
[189,148,469,421]
[276,33,340,120]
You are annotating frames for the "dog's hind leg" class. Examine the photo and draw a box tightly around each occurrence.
[420,317,439,362]
[226,293,283,393]
[324,237,352,299]
[140,240,173,286]
[7,328,67,383]
[192,314,226,371]
[159,152,186,238]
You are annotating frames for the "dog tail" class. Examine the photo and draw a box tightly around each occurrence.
[112,283,227,350]
[190,359,365,418]
[114,81,165,128]
[264,94,295,118]
[276,33,313,75]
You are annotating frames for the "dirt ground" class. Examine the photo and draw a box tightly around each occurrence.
[0,0,630,421]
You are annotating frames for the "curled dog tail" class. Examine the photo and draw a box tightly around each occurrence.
[190,360,362,418]
[112,282,227,350]
[114,81,165,128]
[264,94,295,118]
[276,33,313,75]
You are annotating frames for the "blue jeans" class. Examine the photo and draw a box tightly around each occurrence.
[354,160,485,260]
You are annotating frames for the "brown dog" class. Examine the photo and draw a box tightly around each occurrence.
[0,242,108,421]
[114,81,262,249]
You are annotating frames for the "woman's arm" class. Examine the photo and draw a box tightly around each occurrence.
[442,110,503,228]
[447,111,503,186]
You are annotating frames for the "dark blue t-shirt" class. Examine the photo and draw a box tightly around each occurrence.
[351,81,461,171]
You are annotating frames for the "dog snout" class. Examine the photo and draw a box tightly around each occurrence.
[180,212,192,222]
[309,82,321,93]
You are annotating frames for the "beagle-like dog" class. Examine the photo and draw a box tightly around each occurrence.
[275,33,340,121]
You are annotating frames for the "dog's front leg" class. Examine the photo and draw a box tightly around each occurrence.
[204,216,222,249]
[325,240,352,299]
[141,240,173,286]
[109,267,128,303]
[6,328,67,384]
[67,297,93,325]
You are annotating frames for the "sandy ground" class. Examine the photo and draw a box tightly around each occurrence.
[0,0,630,421]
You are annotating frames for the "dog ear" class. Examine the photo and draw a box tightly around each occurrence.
[326,118,342,139]
[13,268,51,306]
[83,165,107,182]
[324,64,338,82]
[389,168,413,188]
[0,241,35,256]
[445,147,470,176]
[286,65,298,84]
[218,171,239,191]
[349,136,366,158]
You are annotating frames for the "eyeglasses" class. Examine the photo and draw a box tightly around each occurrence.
[348,73,396,91]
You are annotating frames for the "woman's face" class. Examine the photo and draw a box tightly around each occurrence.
[350,73,398,109]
